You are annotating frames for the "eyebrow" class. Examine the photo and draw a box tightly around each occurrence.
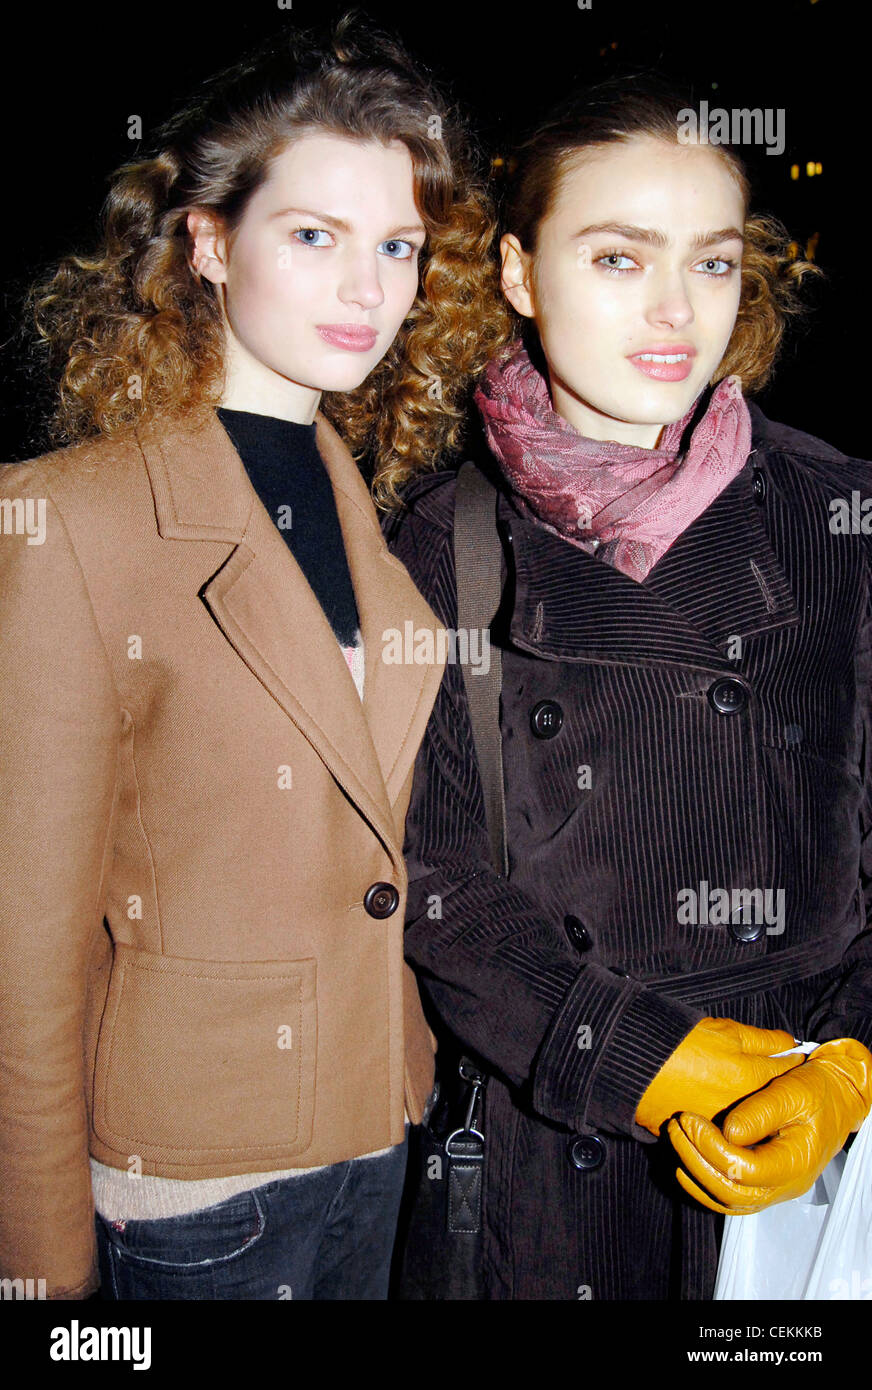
[572,222,745,250]
[273,207,426,238]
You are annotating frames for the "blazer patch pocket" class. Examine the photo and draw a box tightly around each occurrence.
[92,944,317,1167]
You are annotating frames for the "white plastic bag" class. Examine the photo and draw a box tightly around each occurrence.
[714,1042,872,1300]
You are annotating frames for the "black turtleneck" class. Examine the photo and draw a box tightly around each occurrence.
[216,408,360,648]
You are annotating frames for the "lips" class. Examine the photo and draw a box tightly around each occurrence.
[316,324,378,352]
[627,344,697,383]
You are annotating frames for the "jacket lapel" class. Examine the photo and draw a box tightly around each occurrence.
[136,410,444,866]
[507,449,799,672]
[312,412,446,807]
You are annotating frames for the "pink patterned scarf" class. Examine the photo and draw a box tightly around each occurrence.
[474,343,752,581]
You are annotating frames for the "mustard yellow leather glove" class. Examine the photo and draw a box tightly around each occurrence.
[634,1018,804,1136]
[667,1037,872,1213]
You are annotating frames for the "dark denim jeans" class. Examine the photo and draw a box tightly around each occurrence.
[95,1132,408,1300]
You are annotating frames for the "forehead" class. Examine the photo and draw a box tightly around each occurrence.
[251,132,419,216]
[546,135,745,232]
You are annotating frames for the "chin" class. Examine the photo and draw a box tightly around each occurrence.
[604,400,687,429]
[283,364,373,395]
[630,386,701,423]
[314,359,379,391]
[318,371,375,395]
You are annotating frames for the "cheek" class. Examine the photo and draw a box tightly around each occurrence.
[224,254,309,362]
[539,267,629,343]
[231,237,316,313]
[708,279,743,346]
[536,261,581,326]
[386,262,420,321]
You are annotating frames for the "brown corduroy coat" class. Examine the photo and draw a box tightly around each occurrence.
[0,409,445,1299]
[385,402,872,1300]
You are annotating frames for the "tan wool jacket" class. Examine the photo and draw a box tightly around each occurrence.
[0,409,445,1298]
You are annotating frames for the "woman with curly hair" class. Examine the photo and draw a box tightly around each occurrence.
[0,14,511,1300]
[385,78,872,1300]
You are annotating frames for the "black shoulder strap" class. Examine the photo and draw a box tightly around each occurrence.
[452,461,508,876]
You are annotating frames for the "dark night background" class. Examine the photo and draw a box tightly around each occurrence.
[0,0,866,1345]
[1,0,857,462]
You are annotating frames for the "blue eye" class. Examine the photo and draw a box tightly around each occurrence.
[595,252,638,274]
[292,228,333,247]
[697,257,736,276]
[379,239,416,260]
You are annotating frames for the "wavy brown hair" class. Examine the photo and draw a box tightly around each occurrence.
[499,77,822,397]
[27,11,514,507]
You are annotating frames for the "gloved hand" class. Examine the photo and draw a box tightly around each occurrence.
[667,1037,872,1213]
[635,1018,804,1136]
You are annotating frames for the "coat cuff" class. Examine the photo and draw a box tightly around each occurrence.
[532,965,703,1141]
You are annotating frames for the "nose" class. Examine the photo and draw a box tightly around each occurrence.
[644,266,695,333]
[338,252,384,312]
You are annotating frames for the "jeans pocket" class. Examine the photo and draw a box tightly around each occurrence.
[98,1188,267,1271]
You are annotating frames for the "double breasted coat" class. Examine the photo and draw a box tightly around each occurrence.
[0,409,445,1299]
[384,400,872,1300]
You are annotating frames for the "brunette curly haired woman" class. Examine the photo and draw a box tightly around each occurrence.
[386,76,872,1300]
[29,22,512,491]
[0,11,512,1301]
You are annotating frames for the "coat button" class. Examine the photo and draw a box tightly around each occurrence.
[363,882,399,919]
[707,677,750,715]
[728,918,765,944]
[752,469,766,503]
[568,1135,606,1171]
[530,700,564,739]
[564,914,592,952]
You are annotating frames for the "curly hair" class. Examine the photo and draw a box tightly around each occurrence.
[714,213,819,392]
[26,11,514,507]
[497,76,822,399]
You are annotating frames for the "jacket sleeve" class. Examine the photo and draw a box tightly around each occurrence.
[385,497,703,1142]
[0,470,119,1298]
[807,571,872,1051]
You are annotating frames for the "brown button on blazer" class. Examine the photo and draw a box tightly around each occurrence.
[0,408,445,1298]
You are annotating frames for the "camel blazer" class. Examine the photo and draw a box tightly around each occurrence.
[0,408,445,1298]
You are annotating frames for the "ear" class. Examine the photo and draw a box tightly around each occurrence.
[500,233,535,319]
[186,209,229,284]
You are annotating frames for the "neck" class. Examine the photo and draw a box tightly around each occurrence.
[220,328,322,425]
[549,373,668,449]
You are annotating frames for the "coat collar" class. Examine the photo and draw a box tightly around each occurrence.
[135,408,444,868]
[503,430,800,672]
